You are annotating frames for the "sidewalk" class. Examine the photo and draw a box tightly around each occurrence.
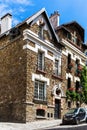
[27,119,62,130]
[0,119,62,130]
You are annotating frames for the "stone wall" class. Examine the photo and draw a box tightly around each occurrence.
[0,27,27,122]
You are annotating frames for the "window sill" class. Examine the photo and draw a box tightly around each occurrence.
[33,99,47,104]
[36,69,47,75]
[36,116,46,119]
[52,74,63,81]
[75,73,81,77]
[66,68,72,73]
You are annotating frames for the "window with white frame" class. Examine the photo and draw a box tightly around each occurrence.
[34,80,46,101]
[38,51,45,71]
[54,59,60,76]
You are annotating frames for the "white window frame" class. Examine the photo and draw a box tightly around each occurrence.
[34,80,46,101]
[54,59,61,76]
[38,51,45,71]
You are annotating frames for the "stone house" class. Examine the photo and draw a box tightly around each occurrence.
[50,12,87,115]
[0,8,65,122]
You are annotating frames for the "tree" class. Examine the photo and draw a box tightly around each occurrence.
[80,66,87,103]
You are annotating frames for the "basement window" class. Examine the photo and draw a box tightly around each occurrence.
[36,109,45,117]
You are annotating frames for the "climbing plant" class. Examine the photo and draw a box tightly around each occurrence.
[80,66,87,104]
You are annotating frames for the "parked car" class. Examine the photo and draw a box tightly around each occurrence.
[62,107,87,125]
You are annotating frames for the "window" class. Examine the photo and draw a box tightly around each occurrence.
[67,33,71,40]
[75,81,80,92]
[36,109,45,117]
[67,101,71,108]
[72,36,77,44]
[67,78,71,89]
[47,113,50,118]
[67,54,73,71]
[38,19,45,39]
[68,54,71,65]
[34,80,46,101]
[54,60,59,76]
[38,25,43,39]
[38,51,44,71]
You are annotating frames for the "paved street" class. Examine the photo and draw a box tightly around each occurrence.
[0,120,87,130]
[45,123,87,130]
[0,119,61,130]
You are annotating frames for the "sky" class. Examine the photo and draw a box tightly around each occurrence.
[0,0,87,42]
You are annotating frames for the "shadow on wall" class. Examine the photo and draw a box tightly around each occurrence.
[0,103,26,123]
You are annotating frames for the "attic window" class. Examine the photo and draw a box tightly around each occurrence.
[67,33,71,40]
[38,19,45,39]
[72,31,77,44]
[38,25,43,39]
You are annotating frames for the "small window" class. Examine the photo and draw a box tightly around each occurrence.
[67,33,71,40]
[54,60,59,76]
[36,109,45,117]
[47,113,50,118]
[51,113,53,118]
[38,26,43,39]
[67,101,71,108]
[67,78,71,89]
[38,51,45,71]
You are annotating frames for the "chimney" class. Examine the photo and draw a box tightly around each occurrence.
[50,11,60,29]
[1,13,12,34]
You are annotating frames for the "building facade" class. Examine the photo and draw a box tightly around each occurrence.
[0,9,65,122]
[50,11,87,115]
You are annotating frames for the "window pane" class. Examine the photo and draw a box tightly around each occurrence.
[34,80,46,101]
[54,60,59,76]
[34,81,38,98]
[38,52,44,70]
[39,81,44,100]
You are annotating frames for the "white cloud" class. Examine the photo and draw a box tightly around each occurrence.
[19,7,26,12]
[2,0,32,5]
[0,4,12,17]
[0,0,34,26]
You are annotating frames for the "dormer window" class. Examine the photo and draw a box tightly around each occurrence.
[71,31,77,44]
[72,36,77,44]
[67,32,71,40]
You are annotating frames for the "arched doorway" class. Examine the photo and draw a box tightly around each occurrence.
[52,84,64,119]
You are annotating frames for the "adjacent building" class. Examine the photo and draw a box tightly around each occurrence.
[50,11,87,115]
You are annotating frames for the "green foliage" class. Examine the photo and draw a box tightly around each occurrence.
[80,66,87,104]
[66,66,87,104]
[66,90,76,101]
[66,90,84,102]
[76,93,81,101]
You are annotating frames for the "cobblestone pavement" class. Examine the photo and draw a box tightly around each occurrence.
[0,119,62,130]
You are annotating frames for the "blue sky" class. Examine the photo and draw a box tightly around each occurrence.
[0,0,87,41]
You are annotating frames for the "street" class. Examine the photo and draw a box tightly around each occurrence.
[44,123,87,130]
